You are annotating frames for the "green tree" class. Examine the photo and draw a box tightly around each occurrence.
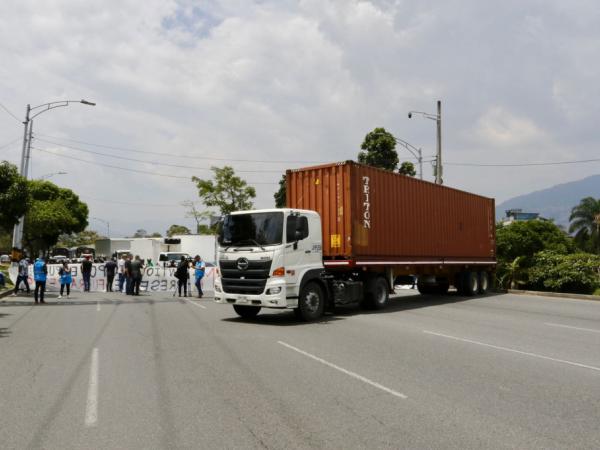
[132,229,148,238]
[58,230,106,248]
[529,251,600,294]
[0,161,29,233]
[192,166,256,215]
[166,224,191,237]
[398,161,416,177]
[569,197,600,253]
[358,128,398,171]
[23,180,88,256]
[496,220,572,265]
[149,232,162,237]
[274,174,286,208]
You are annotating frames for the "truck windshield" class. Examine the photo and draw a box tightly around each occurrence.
[218,212,283,247]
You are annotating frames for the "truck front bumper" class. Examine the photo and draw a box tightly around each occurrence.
[213,279,297,309]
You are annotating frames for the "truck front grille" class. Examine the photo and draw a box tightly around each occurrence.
[219,259,272,295]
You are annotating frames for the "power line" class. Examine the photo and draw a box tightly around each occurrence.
[36,133,326,164]
[31,146,279,184]
[0,102,21,123]
[35,138,286,173]
[445,158,600,167]
[0,137,21,151]
[82,196,198,207]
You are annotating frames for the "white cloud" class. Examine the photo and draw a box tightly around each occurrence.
[1,0,600,234]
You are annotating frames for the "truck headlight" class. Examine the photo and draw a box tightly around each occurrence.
[266,287,281,295]
[214,284,222,293]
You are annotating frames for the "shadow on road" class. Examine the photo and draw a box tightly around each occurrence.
[0,297,186,308]
[0,327,11,338]
[221,291,506,326]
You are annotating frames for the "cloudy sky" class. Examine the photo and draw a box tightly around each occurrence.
[1,0,599,237]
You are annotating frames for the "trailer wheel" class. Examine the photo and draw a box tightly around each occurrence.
[233,305,261,319]
[478,272,489,294]
[435,280,450,295]
[463,271,479,296]
[417,282,435,295]
[454,273,465,295]
[297,282,325,321]
[363,277,389,310]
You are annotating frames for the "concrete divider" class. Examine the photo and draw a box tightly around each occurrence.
[508,289,600,302]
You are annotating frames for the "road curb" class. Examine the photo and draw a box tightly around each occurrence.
[507,289,600,302]
[0,289,14,299]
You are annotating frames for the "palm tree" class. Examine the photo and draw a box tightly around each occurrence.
[569,197,600,253]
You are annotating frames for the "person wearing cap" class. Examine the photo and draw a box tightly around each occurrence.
[81,255,93,292]
[33,256,47,304]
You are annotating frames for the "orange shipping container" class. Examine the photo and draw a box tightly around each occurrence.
[286,161,496,264]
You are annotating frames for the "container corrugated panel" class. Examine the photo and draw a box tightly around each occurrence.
[287,161,496,261]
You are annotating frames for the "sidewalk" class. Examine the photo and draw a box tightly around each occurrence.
[508,289,600,302]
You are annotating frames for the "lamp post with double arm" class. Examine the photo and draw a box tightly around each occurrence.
[12,99,96,256]
[409,100,442,184]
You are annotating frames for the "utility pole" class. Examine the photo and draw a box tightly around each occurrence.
[11,99,96,258]
[12,106,32,257]
[435,100,442,185]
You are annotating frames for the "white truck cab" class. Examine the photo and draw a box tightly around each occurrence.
[214,208,324,320]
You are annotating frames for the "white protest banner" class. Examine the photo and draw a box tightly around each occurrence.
[9,263,215,293]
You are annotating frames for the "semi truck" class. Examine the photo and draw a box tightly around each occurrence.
[214,161,496,321]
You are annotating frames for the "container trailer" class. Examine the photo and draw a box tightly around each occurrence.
[214,161,496,321]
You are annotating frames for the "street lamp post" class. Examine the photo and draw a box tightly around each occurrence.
[371,131,423,180]
[92,217,110,238]
[409,100,442,184]
[12,99,96,257]
[38,171,67,180]
[394,137,423,180]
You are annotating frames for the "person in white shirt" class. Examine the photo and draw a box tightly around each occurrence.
[117,255,126,293]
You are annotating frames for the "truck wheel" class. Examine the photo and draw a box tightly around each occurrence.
[454,273,465,295]
[363,277,389,310]
[478,272,489,294]
[233,305,261,319]
[417,282,435,295]
[297,282,325,321]
[463,271,479,296]
[435,279,450,295]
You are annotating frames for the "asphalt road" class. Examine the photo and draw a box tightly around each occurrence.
[1,288,600,449]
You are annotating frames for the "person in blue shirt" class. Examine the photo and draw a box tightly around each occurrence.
[33,257,47,304]
[193,255,206,298]
[58,261,72,299]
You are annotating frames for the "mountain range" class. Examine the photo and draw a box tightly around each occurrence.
[495,174,600,229]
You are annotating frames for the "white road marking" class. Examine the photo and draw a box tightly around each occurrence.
[545,322,600,334]
[185,299,206,309]
[85,348,99,427]
[423,330,600,372]
[278,341,407,399]
[96,302,101,312]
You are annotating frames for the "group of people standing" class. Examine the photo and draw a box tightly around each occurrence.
[115,254,145,295]
[12,255,93,303]
[11,253,207,301]
[175,255,206,298]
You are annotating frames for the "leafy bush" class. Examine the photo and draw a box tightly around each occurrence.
[496,220,573,264]
[528,251,600,294]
